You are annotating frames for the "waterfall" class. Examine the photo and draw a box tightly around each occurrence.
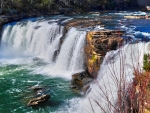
[0,19,86,79]
[39,27,86,78]
[1,21,64,62]
[81,42,148,113]
[54,27,86,73]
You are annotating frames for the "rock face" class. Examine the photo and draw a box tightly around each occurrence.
[85,30,124,78]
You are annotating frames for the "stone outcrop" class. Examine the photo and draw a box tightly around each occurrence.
[85,30,124,78]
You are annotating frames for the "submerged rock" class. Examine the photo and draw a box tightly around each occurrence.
[27,94,50,106]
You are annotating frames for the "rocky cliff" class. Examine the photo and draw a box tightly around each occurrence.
[71,29,125,92]
[85,30,124,78]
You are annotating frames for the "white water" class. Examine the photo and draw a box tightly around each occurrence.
[34,27,86,78]
[3,17,149,113]
[81,42,150,113]
[1,21,64,61]
[0,19,88,113]
[0,20,86,79]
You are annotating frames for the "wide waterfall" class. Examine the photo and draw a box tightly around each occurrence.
[0,19,86,79]
[0,18,86,113]
[1,20,64,61]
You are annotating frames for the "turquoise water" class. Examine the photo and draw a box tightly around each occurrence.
[0,59,81,113]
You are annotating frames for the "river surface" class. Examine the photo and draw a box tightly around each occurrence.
[0,11,150,113]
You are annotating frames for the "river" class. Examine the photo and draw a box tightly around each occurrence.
[0,11,150,113]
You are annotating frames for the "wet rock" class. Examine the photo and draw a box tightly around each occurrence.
[27,94,50,106]
[71,70,93,93]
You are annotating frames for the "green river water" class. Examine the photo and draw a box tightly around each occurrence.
[0,59,81,113]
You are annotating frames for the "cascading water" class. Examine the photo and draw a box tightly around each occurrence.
[52,27,86,77]
[0,18,86,113]
[1,20,64,62]
[0,19,86,78]
[1,11,150,113]
[81,42,149,113]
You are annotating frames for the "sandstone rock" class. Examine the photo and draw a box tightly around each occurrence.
[85,30,124,78]
[27,94,50,106]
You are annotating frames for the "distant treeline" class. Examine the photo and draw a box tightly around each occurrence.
[0,0,138,14]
